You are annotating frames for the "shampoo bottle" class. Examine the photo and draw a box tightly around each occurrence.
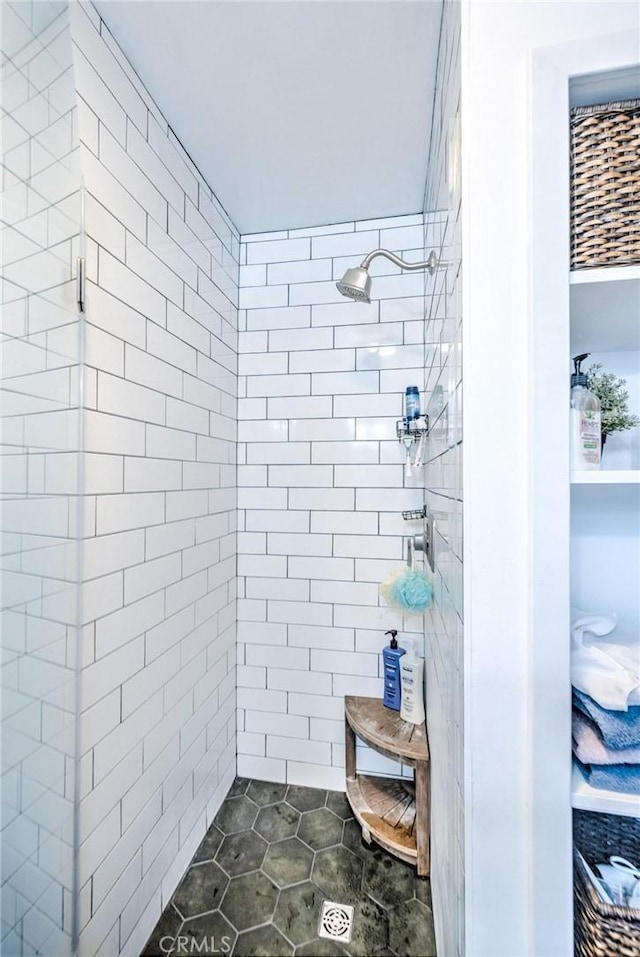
[571,353,601,471]
[400,639,425,725]
[382,630,405,711]
[405,386,420,422]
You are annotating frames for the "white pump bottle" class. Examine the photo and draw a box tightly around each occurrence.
[400,639,425,725]
[570,353,601,470]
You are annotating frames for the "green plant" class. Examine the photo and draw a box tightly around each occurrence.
[586,363,640,436]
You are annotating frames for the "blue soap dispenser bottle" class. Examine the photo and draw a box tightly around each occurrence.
[382,630,405,711]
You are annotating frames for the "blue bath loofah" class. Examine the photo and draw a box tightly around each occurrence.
[379,568,434,615]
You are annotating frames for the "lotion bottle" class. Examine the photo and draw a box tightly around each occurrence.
[400,639,425,725]
[382,630,405,711]
[571,353,601,471]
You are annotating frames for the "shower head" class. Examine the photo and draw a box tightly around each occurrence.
[335,266,372,303]
[336,248,442,302]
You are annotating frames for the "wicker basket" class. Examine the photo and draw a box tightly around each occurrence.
[570,99,640,270]
[573,810,640,957]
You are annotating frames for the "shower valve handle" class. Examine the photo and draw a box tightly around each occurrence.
[406,534,426,568]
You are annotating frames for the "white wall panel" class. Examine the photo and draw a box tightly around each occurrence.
[1,5,81,953]
[419,3,464,954]
[238,213,426,789]
[69,3,238,953]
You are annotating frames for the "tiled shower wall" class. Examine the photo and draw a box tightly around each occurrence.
[1,3,81,954]
[70,4,238,954]
[237,214,429,790]
[421,1,464,954]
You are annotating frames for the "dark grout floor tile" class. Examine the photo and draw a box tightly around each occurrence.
[233,925,294,957]
[214,795,259,834]
[141,903,182,955]
[228,777,251,797]
[415,875,433,907]
[273,881,325,946]
[286,784,327,812]
[347,897,389,957]
[362,850,416,909]
[247,779,288,806]
[171,861,229,919]
[216,829,268,876]
[220,871,279,931]
[341,818,377,862]
[192,824,224,864]
[146,777,436,957]
[254,801,300,842]
[295,940,348,957]
[178,911,237,956]
[312,846,363,904]
[326,791,354,821]
[298,808,343,851]
[388,898,437,956]
[263,837,314,887]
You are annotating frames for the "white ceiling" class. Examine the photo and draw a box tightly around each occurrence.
[94,0,442,234]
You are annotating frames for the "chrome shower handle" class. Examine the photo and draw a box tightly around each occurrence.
[406,534,426,568]
[407,536,415,569]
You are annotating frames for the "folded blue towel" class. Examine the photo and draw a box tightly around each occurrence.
[573,688,640,750]
[586,762,640,795]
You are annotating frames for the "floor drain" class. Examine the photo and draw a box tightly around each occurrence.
[318,900,354,943]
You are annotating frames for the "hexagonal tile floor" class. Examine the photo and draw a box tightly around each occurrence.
[141,777,435,957]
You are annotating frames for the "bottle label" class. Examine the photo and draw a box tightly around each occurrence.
[571,407,601,467]
[579,410,601,464]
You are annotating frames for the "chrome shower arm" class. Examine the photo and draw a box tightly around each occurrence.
[360,248,440,276]
[336,246,445,302]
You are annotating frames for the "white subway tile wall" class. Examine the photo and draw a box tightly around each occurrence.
[1,4,81,955]
[69,4,238,954]
[237,213,427,790]
[421,3,464,955]
[4,3,458,954]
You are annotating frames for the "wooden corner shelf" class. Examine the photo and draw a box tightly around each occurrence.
[344,695,430,876]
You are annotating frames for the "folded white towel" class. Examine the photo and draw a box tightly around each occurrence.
[571,609,640,712]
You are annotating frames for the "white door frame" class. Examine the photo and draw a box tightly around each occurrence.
[529,28,639,957]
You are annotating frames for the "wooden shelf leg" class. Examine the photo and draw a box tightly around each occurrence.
[415,759,430,877]
[345,717,356,783]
